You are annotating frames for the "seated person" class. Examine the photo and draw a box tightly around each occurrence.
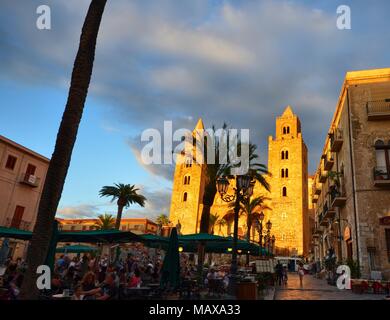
[128,269,142,288]
[85,273,118,300]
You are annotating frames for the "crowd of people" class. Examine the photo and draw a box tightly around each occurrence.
[0,243,165,300]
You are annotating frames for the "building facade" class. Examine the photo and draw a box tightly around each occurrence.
[58,218,158,235]
[311,68,390,280]
[0,135,49,258]
[169,107,310,256]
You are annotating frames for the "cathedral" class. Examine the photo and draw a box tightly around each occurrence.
[169,106,311,256]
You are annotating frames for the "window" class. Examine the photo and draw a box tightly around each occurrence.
[386,229,390,263]
[71,226,76,231]
[185,159,192,168]
[285,151,289,159]
[183,192,188,202]
[281,151,285,160]
[287,127,290,134]
[26,163,36,176]
[281,168,288,178]
[282,187,287,197]
[11,205,25,229]
[375,140,390,179]
[184,175,191,185]
[281,169,284,178]
[283,127,286,135]
[5,155,17,170]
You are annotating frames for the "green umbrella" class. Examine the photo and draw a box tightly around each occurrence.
[160,227,180,289]
[56,245,98,253]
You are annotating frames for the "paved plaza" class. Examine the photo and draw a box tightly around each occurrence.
[274,273,388,300]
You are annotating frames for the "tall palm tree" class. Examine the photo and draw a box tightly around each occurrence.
[156,214,170,226]
[94,213,116,230]
[99,183,146,230]
[20,0,107,299]
[215,217,227,236]
[230,196,271,242]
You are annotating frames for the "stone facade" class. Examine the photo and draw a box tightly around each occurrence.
[169,107,310,256]
[311,68,390,280]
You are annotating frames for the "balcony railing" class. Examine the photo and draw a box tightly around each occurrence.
[366,99,390,120]
[20,173,40,188]
[374,166,390,186]
[5,217,31,231]
[329,179,347,207]
[313,182,321,196]
[324,151,335,171]
[330,128,343,152]
[319,169,327,183]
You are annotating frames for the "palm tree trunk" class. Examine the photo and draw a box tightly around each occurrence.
[20,0,107,299]
[115,205,124,230]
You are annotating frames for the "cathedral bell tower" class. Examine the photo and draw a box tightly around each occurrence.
[268,106,309,256]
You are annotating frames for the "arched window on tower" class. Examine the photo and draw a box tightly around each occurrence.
[185,159,192,168]
[282,187,287,197]
[285,168,289,178]
[183,192,188,202]
[184,175,191,185]
[281,169,285,178]
[287,127,290,134]
[285,150,289,159]
[281,151,285,160]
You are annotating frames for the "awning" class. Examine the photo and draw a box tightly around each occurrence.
[0,226,32,240]
[56,244,99,253]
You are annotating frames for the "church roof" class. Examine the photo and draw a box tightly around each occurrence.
[282,105,294,117]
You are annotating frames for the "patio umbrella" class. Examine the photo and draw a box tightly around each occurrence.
[160,227,180,289]
[56,244,98,253]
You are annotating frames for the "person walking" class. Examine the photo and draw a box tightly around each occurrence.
[298,263,305,287]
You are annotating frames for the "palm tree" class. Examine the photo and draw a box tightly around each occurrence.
[20,0,107,299]
[229,195,271,265]
[215,218,227,236]
[94,213,116,230]
[230,196,271,242]
[99,183,146,230]
[156,214,170,226]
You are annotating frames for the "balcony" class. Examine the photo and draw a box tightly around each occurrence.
[319,170,327,183]
[20,173,40,188]
[5,217,31,231]
[313,183,321,196]
[374,166,390,187]
[324,151,335,171]
[330,183,347,207]
[366,99,390,120]
[322,202,336,221]
[330,128,343,152]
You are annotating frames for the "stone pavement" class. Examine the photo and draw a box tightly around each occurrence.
[274,273,387,300]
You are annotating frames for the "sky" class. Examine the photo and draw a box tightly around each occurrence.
[0,0,389,220]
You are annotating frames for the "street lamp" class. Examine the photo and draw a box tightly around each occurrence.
[216,174,253,295]
[254,211,265,256]
[271,235,276,255]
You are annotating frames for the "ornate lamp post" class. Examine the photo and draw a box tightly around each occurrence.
[265,220,272,254]
[216,174,254,295]
[271,235,276,255]
[254,211,265,256]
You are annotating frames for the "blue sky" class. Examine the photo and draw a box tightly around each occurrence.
[1,0,389,220]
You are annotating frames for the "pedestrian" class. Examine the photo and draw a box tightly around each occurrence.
[298,263,305,287]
